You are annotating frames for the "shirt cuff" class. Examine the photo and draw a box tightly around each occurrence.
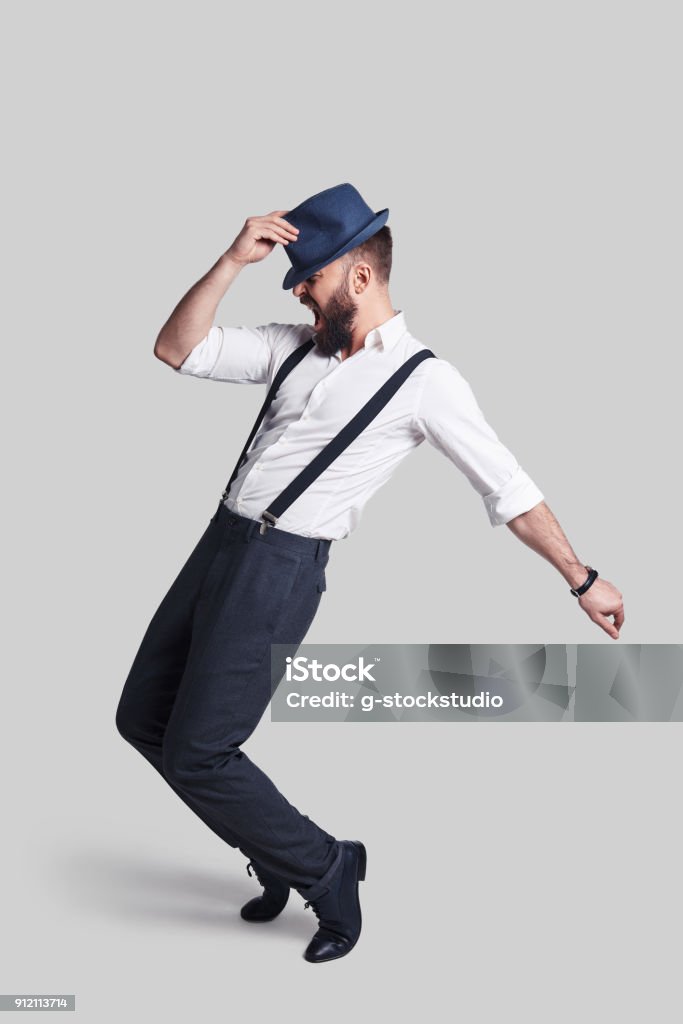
[483,465,544,527]
[173,327,222,376]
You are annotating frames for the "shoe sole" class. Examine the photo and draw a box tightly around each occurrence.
[241,908,286,922]
[304,840,367,963]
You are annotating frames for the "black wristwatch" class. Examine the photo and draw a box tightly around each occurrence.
[570,565,599,598]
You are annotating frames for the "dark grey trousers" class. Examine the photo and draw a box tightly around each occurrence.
[115,502,342,893]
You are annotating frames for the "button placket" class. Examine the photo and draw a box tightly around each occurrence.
[301,373,334,420]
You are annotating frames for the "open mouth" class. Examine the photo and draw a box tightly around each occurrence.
[301,300,324,329]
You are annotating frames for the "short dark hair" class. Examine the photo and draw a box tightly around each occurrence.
[340,225,392,287]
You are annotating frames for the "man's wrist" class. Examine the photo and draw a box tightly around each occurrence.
[221,250,247,271]
[568,564,600,598]
[567,563,591,589]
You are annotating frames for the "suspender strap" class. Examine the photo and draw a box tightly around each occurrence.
[219,339,316,503]
[259,348,437,532]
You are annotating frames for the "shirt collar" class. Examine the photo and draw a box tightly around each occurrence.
[321,309,406,360]
[363,309,406,353]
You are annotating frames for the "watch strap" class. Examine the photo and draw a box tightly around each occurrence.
[570,565,599,598]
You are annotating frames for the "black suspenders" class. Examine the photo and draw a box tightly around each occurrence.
[219,338,316,506]
[217,341,437,534]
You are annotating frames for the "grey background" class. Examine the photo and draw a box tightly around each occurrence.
[2,1,681,1020]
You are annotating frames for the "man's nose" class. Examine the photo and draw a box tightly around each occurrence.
[292,282,306,298]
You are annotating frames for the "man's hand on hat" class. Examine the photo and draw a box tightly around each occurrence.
[225,211,299,268]
[577,578,625,640]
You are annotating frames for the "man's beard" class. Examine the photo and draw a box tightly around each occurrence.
[312,283,359,358]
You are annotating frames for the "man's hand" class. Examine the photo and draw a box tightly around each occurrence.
[153,210,300,368]
[225,211,299,268]
[575,577,624,639]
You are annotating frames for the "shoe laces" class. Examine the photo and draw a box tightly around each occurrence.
[303,885,330,917]
[246,860,267,887]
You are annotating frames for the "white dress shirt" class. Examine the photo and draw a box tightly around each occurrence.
[174,310,544,540]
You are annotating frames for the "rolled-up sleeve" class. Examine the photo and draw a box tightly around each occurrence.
[414,358,544,526]
[175,323,287,383]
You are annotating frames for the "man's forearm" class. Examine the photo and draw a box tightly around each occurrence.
[154,252,244,368]
[505,501,588,589]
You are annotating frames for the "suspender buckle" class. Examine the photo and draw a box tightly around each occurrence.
[259,511,278,535]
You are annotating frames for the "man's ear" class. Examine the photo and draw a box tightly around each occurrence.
[352,263,372,294]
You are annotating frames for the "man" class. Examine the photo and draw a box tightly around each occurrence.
[116,183,624,965]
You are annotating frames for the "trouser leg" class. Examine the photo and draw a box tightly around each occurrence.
[116,510,340,889]
[115,513,249,850]
[160,525,339,889]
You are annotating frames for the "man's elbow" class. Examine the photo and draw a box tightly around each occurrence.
[154,338,183,370]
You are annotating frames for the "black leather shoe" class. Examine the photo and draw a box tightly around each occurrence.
[240,859,290,922]
[298,840,367,963]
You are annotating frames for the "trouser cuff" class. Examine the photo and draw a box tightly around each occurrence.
[296,842,343,900]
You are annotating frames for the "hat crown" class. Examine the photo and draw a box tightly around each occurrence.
[282,183,389,289]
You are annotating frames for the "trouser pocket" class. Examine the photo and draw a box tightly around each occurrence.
[191,540,303,692]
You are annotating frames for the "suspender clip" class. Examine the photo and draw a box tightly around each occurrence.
[259,511,278,535]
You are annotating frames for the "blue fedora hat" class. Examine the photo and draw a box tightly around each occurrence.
[281,182,389,290]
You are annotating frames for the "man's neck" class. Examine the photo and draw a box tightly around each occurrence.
[339,306,399,361]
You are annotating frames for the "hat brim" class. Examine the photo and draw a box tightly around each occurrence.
[282,208,390,290]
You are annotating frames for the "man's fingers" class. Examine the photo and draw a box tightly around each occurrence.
[246,212,299,239]
[266,217,299,238]
[614,606,625,630]
[255,217,298,242]
[256,226,294,246]
[594,612,620,640]
[268,211,300,236]
[271,214,300,235]
[267,219,299,240]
